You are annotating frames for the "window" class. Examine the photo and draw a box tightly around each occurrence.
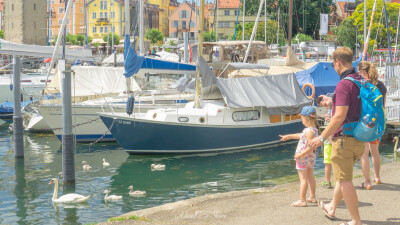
[232,110,260,122]
[225,21,230,27]
[58,18,62,25]
[178,117,189,122]
[100,1,104,10]
[112,26,115,32]
[179,10,187,19]
[218,21,230,28]
[189,21,195,28]
[104,26,108,33]
[234,10,238,16]
[172,20,179,28]
[93,27,97,33]
[270,115,282,123]
[67,18,70,24]
[182,21,186,29]
[92,12,96,19]
[59,0,63,3]
[104,12,108,18]
[59,8,63,14]
[66,28,70,34]
[52,0,55,4]
[104,0,107,10]
[80,18,84,25]
[111,11,115,19]
[224,10,230,16]
[80,7,83,14]
[100,27,103,33]
[100,12,103,18]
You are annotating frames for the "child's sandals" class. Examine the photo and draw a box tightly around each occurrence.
[291,199,307,207]
[306,197,317,204]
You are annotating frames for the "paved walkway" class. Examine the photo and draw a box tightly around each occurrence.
[101,161,400,225]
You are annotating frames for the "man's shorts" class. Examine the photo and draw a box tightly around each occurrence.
[331,137,365,182]
[369,139,380,144]
[323,144,332,164]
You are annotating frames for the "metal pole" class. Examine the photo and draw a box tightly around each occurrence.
[84,0,87,48]
[13,56,24,158]
[394,7,400,63]
[63,0,67,60]
[48,0,51,46]
[242,0,245,40]
[243,0,265,63]
[288,0,292,46]
[139,0,144,55]
[383,0,393,63]
[277,8,280,46]
[364,0,367,45]
[62,0,75,185]
[216,0,219,41]
[184,32,189,78]
[265,1,267,44]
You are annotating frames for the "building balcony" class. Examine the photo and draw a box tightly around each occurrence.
[97,18,109,23]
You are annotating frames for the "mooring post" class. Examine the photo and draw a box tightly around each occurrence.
[184,32,189,78]
[61,61,75,184]
[13,56,24,158]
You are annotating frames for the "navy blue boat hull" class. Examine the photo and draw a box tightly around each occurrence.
[99,115,304,154]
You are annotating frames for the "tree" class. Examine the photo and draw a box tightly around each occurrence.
[145,29,164,45]
[231,20,285,46]
[168,40,177,46]
[0,30,3,39]
[66,34,78,45]
[336,17,357,51]
[103,33,120,46]
[352,0,400,49]
[292,33,314,44]
[76,34,85,46]
[203,31,217,42]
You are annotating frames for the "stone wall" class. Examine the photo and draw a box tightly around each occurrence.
[4,0,23,43]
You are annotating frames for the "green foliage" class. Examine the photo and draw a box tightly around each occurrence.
[0,30,3,39]
[292,33,313,44]
[108,217,127,222]
[352,0,400,49]
[76,34,85,46]
[66,34,77,45]
[145,29,164,45]
[232,21,285,46]
[336,18,357,50]
[168,40,177,46]
[165,48,172,52]
[203,31,217,42]
[103,33,120,45]
[128,215,151,222]
[91,42,100,50]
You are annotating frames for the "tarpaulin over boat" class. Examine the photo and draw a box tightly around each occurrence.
[295,59,362,97]
[198,57,311,114]
[123,35,196,78]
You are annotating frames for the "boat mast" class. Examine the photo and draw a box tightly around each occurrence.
[395,7,400,62]
[288,0,292,47]
[383,0,393,63]
[243,0,265,63]
[364,0,367,46]
[265,1,267,44]
[277,7,279,46]
[362,0,377,61]
[139,0,144,55]
[242,0,245,40]
[195,0,204,108]
[125,0,132,94]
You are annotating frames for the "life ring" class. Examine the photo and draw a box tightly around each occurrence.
[302,83,315,100]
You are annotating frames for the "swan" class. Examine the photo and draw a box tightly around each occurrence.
[82,161,92,170]
[128,186,146,197]
[151,163,165,171]
[49,178,90,203]
[393,136,400,160]
[104,190,122,201]
[102,159,110,167]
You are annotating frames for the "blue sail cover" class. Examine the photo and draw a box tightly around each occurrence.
[123,35,196,78]
[295,59,361,97]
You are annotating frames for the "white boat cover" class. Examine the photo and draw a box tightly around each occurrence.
[47,66,140,96]
[198,57,311,115]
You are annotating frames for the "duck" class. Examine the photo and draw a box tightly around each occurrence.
[151,163,165,171]
[128,185,146,197]
[48,178,90,203]
[102,158,110,167]
[82,161,92,170]
[393,136,400,160]
[103,190,122,201]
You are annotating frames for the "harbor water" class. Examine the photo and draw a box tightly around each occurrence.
[0,125,396,224]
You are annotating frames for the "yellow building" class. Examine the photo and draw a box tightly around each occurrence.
[147,0,178,37]
[87,0,127,42]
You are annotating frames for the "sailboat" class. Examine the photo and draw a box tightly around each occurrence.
[98,0,311,154]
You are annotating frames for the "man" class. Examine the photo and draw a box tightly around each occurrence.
[309,47,365,225]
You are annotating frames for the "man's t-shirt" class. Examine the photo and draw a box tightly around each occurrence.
[332,70,363,137]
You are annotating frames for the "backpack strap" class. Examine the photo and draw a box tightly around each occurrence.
[343,77,362,88]
[341,77,363,136]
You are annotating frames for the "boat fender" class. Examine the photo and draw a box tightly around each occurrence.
[9,83,13,91]
[126,96,135,116]
[302,83,315,100]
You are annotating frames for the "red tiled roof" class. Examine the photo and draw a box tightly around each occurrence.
[218,0,240,9]
[337,1,346,16]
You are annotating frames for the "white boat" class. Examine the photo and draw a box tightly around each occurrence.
[98,57,311,154]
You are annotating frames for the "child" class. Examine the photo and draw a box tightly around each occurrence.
[322,139,333,188]
[279,106,318,207]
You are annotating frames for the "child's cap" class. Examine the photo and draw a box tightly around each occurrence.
[299,106,316,117]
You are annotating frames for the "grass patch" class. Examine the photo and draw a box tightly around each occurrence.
[128,215,151,222]
[108,217,127,222]
[252,191,263,194]
[354,175,363,178]
[270,189,287,193]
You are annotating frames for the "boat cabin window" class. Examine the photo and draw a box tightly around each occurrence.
[178,117,189,122]
[291,114,301,120]
[232,110,260,122]
[270,115,282,123]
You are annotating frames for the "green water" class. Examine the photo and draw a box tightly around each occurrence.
[0,126,396,224]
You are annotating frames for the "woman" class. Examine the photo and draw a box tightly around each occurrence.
[357,61,387,189]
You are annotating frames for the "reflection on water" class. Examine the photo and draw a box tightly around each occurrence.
[0,127,396,224]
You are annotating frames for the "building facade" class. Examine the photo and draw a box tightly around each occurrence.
[49,0,85,40]
[0,0,4,30]
[4,0,47,45]
[148,0,173,37]
[211,0,257,39]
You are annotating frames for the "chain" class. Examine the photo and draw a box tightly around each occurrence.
[88,118,116,151]
[45,117,101,131]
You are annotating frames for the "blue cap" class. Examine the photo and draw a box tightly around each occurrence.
[299,106,316,117]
